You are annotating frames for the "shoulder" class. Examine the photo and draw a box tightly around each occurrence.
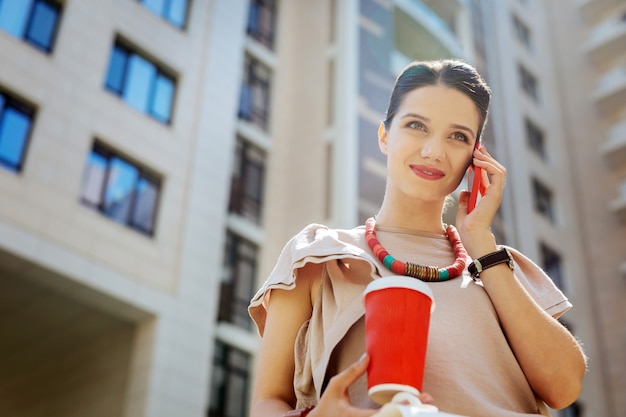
[282,223,367,257]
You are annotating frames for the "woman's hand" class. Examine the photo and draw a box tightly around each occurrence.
[310,354,434,417]
[309,354,377,417]
[455,145,507,258]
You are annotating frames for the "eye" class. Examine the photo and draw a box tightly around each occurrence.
[450,132,468,142]
[407,121,426,131]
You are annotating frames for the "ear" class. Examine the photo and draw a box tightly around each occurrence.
[378,122,388,155]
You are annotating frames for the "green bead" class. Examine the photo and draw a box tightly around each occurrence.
[383,255,395,270]
[439,269,449,280]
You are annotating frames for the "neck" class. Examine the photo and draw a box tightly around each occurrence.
[375,193,446,234]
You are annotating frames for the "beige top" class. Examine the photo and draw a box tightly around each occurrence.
[249,224,572,417]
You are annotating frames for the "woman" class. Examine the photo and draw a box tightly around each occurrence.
[248,60,586,417]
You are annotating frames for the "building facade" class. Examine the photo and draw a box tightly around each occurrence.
[0,0,248,416]
[0,1,624,417]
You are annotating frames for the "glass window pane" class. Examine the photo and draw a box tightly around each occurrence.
[208,342,251,417]
[81,151,108,207]
[245,164,262,197]
[225,373,247,416]
[141,0,166,16]
[151,74,174,123]
[103,157,139,224]
[105,46,128,94]
[25,0,59,51]
[123,54,156,114]
[0,106,31,170]
[132,177,158,233]
[0,0,32,38]
[167,0,188,28]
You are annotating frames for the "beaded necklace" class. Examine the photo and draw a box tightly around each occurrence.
[364,217,468,282]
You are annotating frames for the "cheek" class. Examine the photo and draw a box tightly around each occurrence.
[464,154,474,170]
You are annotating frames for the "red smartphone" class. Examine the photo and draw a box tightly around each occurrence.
[467,143,486,214]
[467,165,483,214]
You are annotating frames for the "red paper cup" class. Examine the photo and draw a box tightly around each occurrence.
[364,276,435,405]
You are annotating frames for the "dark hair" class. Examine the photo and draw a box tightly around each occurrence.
[383,59,492,142]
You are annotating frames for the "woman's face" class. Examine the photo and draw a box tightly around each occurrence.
[379,84,480,202]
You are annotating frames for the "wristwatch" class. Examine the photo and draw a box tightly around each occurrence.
[468,247,515,280]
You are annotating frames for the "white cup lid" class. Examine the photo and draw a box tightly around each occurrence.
[364,276,435,310]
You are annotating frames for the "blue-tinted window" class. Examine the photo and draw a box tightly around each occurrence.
[0,0,61,53]
[80,142,161,236]
[151,74,174,123]
[0,92,35,173]
[105,40,176,124]
[139,0,189,29]
[123,54,156,114]
[247,0,277,49]
[103,157,140,225]
[133,177,159,233]
[238,54,271,130]
[105,46,128,94]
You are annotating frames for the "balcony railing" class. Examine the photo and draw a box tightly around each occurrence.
[394,0,464,58]
[229,177,263,225]
[592,65,626,113]
[247,0,277,49]
[583,16,626,63]
[576,0,623,22]
[600,118,626,166]
[238,83,270,130]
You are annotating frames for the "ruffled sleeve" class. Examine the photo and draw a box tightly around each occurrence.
[248,224,378,336]
[506,245,572,318]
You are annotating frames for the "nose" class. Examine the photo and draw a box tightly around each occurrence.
[420,136,445,161]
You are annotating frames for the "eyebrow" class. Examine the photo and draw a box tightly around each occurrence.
[400,112,476,140]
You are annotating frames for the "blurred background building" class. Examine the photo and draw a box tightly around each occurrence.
[0,0,623,417]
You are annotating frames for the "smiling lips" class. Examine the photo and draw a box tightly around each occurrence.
[410,164,445,180]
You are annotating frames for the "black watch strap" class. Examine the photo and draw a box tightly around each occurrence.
[468,248,514,280]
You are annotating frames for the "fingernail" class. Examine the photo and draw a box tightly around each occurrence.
[359,352,368,363]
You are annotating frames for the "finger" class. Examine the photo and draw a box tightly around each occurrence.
[472,158,504,190]
[477,146,506,173]
[457,190,470,213]
[418,392,435,404]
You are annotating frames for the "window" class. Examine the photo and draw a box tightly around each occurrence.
[80,142,161,236]
[525,118,546,159]
[138,0,189,29]
[246,0,277,49]
[512,15,532,50]
[218,232,257,329]
[532,178,555,222]
[229,138,265,224]
[0,0,62,52]
[540,243,564,291]
[208,341,251,417]
[104,39,176,124]
[0,91,35,172]
[238,54,271,130]
[518,64,539,102]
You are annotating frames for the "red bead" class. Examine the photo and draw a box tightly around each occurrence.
[391,260,405,274]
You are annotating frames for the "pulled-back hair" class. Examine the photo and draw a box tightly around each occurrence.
[383,60,492,142]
